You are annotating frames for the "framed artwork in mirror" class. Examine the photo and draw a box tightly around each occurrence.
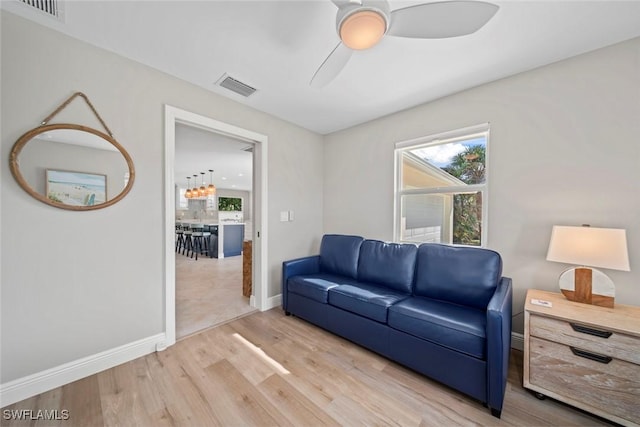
[46,169,107,207]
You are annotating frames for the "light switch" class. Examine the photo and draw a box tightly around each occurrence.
[280,211,289,222]
[288,210,294,221]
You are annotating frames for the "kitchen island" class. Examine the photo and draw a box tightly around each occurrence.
[178,221,245,259]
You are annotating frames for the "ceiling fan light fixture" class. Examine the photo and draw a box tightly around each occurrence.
[339,9,387,50]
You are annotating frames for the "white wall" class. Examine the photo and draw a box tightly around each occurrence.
[0,11,323,385]
[324,37,640,333]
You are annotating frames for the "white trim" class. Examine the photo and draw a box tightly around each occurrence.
[164,105,269,347]
[265,294,282,310]
[249,295,280,311]
[511,332,524,351]
[482,127,491,246]
[253,128,270,312]
[395,123,490,150]
[400,184,485,196]
[164,108,177,348]
[0,333,165,407]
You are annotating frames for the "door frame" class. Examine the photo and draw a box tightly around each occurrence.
[164,105,268,347]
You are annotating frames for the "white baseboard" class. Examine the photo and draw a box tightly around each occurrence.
[250,293,282,311]
[0,333,165,407]
[511,332,524,351]
[265,294,282,310]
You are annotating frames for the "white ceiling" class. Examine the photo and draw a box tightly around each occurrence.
[5,0,640,136]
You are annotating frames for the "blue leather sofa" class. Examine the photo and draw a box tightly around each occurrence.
[282,234,513,418]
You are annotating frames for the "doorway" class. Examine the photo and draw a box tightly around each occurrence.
[164,105,268,347]
[174,123,256,338]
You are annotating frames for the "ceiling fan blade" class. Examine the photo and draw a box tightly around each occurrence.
[331,0,362,8]
[387,1,499,39]
[310,43,353,88]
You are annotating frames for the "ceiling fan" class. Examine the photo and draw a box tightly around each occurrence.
[310,0,499,87]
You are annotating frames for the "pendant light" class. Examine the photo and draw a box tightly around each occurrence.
[191,174,199,198]
[185,176,192,199]
[206,169,216,196]
[199,172,207,197]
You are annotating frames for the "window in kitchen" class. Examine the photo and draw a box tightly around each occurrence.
[177,187,188,209]
[394,123,489,247]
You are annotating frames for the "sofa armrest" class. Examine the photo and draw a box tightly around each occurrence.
[282,255,320,311]
[485,276,513,416]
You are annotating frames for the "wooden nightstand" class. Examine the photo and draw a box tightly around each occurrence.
[523,289,640,426]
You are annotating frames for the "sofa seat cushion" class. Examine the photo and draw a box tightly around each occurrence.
[388,297,487,359]
[288,274,362,303]
[328,283,409,323]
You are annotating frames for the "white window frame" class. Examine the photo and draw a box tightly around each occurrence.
[394,123,490,247]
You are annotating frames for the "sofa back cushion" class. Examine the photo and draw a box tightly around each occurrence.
[357,240,417,293]
[414,243,502,309]
[319,234,365,279]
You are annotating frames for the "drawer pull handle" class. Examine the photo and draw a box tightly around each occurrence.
[570,323,612,338]
[570,347,612,364]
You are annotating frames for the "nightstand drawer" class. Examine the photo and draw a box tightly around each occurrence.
[529,336,640,425]
[529,314,640,365]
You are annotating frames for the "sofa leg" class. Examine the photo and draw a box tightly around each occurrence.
[490,408,502,418]
[285,311,291,316]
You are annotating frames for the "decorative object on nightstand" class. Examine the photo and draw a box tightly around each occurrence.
[546,225,630,308]
[523,289,640,426]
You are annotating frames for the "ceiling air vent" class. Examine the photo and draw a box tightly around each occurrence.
[20,0,63,19]
[217,74,257,98]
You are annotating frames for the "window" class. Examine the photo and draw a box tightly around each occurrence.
[177,187,188,209]
[394,124,489,246]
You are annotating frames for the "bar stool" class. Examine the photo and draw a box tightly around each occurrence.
[191,224,211,260]
[182,225,194,257]
[175,223,185,253]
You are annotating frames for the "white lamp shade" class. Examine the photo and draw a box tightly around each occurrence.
[546,226,630,271]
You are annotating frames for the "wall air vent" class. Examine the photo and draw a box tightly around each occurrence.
[19,0,63,20]
[217,74,257,98]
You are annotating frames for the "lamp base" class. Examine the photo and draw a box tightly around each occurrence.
[559,267,615,308]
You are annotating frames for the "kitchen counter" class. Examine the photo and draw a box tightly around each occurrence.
[177,221,245,258]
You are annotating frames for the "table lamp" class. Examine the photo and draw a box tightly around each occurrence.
[546,225,630,308]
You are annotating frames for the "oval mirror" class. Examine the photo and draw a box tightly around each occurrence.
[9,123,135,210]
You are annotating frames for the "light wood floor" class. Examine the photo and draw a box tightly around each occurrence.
[2,308,614,426]
[176,252,256,339]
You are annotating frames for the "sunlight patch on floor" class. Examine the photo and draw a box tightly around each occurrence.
[232,332,290,375]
